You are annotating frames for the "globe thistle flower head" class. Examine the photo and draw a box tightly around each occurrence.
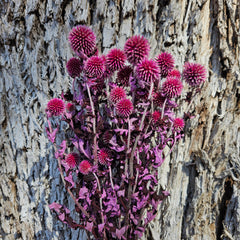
[117,66,133,86]
[47,98,65,116]
[124,35,150,65]
[106,48,126,71]
[68,25,96,56]
[152,111,161,123]
[79,160,92,175]
[66,57,83,78]
[155,52,175,77]
[168,69,181,79]
[66,102,75,112]
[116,98,133,118]
[84,56,106,78]
[110,87,127,104]
[98,148,111,165]
[153,91,166,107]
[102,130,113,144]
[162,77,183,98]
[183,62,206,87]
[173,118,185,131]
[136,58,160,82]
[66,153,79,168]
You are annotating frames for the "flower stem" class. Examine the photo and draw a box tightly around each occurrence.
[86,83,98,164]
[46,119,91,219]
[93,172,107,239]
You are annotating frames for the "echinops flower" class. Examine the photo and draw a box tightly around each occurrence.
[68,25,96,56]
[124,35,150,65]
[110,87,127,104]
[117,66,133,86]
[183,62,206,87]
[106,48,126,71]
[66,153,79,168]
[162,77,183,98]
[155,52,175,77]
[79,160,92,175]
[98,148,111,165]
[136,59,160,82]
[84,56,106,78]
[116,98,133,118]
[173,118,185,131]
[66,57,83,78]
[47,98,65,116]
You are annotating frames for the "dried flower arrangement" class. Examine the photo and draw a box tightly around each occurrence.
[45,25,206,239]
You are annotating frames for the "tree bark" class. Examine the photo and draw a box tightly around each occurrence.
[0,0,239,239]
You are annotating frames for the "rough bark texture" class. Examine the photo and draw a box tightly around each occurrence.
[0,0,239,239]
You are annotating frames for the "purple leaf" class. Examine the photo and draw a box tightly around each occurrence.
[114,129,128,135]
[46,126,59,143]
[49,202,62,213]
[85,221,93,232]
[79,186,89,199]
[116,226,127,239]
[65,173,74,189]
[98,223,105,233]
[58,140,67,158]
[117,189,125,197]
[59,213,66,222]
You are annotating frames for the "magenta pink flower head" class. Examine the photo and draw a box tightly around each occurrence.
[68,25,96,57]
[162,77,183,98]
[66,153,79,168]
[84,56,106,78]
[168,69,181,79]
[116,98,133,118]
[79,160,92,175]
[183,62,206,87]
[117,66,133,86]
[47,98,65,116]
[173,118,185,131]
[66,57,83,78]
[110,87,126,104]
[124,35,150,65]
[153,91,165,107]
[152,111,161,123]
[106,48,126,71]
[155,52,175,77]
[98,148,111,165]
[136,59,160,82]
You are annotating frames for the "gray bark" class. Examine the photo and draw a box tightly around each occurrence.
[0,0,239,239]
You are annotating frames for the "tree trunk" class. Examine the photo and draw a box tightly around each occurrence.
[0,0,239,239]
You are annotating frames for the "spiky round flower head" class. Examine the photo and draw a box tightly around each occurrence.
[136,58,160,82]
[183,62,207,87]
[66,102,75,112]
[110,87,126,104]
[102,130,113,144]
[153,91,166,107]
[47,98,65,116]
[66,57,83,78]
[117,66,133,86]
[124,35,150,65]
[68,25,96,56]
[168,69,181,79]
[152,111,161,123]
[106,48,126,71]
[116,98,133,118]
[79,160,92,175]
[155,52,175,77]
[66,153,79,168]
[173,118,185,131]
[84,56,106,78]
[98,148,111,165]
[162,77,183,98]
